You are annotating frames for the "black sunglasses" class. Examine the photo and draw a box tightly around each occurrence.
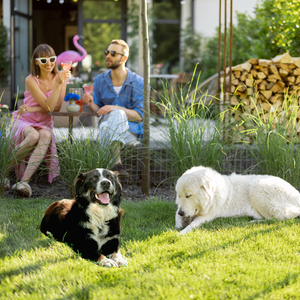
[104,50,125,57]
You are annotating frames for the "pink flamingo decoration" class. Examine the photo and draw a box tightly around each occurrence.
[57,35,87,65]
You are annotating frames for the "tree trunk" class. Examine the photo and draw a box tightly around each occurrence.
[141,0,150,195]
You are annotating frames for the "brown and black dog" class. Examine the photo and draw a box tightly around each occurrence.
[40,168,127,267]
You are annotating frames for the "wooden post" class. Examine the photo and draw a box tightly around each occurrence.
[141,0,150,195]
[218,0,221,97]
[223,0,227,104]
[229,0,233,95]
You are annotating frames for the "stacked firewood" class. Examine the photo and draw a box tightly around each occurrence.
[227,52,300,128]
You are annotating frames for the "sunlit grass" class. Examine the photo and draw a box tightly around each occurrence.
[1,197,300,299]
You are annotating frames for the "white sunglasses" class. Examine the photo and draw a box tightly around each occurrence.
[35,56,57,64]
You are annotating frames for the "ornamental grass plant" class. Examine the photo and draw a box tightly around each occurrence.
[55,127,112,196]
[0,96,19,196]
[234,92,300,189]
[153,73,237,183]
[55,125,135,196]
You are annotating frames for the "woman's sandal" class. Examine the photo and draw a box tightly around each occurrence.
[4,178,10,191]
[11,181,32,197]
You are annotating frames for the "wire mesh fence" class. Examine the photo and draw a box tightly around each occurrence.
[122,144,258,185]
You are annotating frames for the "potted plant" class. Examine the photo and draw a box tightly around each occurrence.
[64,93,80,112]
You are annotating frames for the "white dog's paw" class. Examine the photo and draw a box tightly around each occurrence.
[98,257,119,268]
[175,224,183,230]
[179,224,194,235]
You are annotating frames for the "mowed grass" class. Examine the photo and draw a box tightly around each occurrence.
[1,197,300,299]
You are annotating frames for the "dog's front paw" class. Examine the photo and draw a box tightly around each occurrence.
[179,224,194,235]
[98,258,119,268]
[107,253,128,267]
[116,257,128,267]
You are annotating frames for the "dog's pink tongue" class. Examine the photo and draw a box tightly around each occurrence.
[97,193,110,204]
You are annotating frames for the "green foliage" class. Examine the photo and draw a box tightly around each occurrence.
[0,23,10,87]
[82,1,122,68]
[2,197,300,299]
[252,0,300,57]
[181,19,203,73]
[152,0,181,72]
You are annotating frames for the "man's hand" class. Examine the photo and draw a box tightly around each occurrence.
[82,93,93,105]
[97,105,120,116]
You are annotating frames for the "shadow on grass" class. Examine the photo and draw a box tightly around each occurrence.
[165,217,300,262]
[0,255,72,280]
[0,198,56,258]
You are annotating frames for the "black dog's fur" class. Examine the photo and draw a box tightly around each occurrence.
[40,168,127,267]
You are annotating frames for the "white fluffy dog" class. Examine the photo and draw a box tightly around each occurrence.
[175,166,300,235]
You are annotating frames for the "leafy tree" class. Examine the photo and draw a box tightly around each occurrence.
[181,20,203,73]
[0,23,10,87]
[253,0,300,57]
[82,1,122,69]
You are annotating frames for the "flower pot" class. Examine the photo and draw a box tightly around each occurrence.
[66,100,80,112]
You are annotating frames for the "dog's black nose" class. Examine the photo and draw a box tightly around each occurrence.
[101,180,111,190]
[178,208,185,216]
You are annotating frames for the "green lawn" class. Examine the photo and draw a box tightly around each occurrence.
[1,197,300,299]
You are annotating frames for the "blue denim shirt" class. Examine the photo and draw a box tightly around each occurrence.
[93,69,144,136]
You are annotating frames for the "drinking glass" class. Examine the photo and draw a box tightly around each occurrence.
[83,83,94,106]
[61,61,73,84]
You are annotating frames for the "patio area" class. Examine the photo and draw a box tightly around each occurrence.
[52,116,216,149]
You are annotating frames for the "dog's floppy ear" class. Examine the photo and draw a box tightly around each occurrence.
[196,170,215,213]
[74,172,85,198]
[113,171,122,200]
[202,180,213,199]
[200,168,215,199]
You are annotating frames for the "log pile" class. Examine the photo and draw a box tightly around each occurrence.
[227,52,300,128]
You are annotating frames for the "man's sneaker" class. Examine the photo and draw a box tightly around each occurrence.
[114,163,130,178]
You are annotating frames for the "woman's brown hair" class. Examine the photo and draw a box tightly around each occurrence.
[31,44,58,77]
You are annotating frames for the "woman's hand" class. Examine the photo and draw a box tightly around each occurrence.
[57,70,71,84]
[18,104,32,115]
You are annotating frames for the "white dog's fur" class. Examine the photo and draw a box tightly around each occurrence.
[175,166,300,234]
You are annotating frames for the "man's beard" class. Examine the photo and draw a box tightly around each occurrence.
[106,58,123,70]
